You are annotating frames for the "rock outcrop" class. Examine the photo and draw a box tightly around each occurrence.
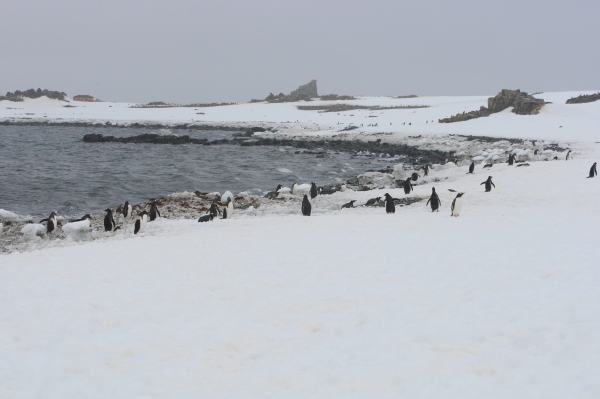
[265,80,318,102]
[566,92,600,104]
[439,89,545,123]
[0,88,66,102]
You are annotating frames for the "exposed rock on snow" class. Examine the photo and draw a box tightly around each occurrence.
[566,92,600,104]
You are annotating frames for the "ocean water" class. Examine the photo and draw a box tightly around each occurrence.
[0,125,394,217]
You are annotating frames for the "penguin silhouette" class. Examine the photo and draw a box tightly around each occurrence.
[341,200,356,209]
[310,182,318,199]
[402,178,413,194]
[467,161,475,174]
[481,176,495,192]
[301,195,312,216]
[507,153,516,165]
[422,164,430,176]
[384,193,395,214]
[103,209,116,231]
[426,187,441,212]
[566,150,572,160]
[149,202,161,221]
[587,162,598,178]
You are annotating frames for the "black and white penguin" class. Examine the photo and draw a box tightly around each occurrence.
[301,194,312,216]
[198,214,214,223]
[566,150,572,161]
[426,187,441,212]
[364,197,381,207]
[467,161,475,174]
[103,209,116,231]
[122,201,133,219]
[341,200,356,209]
[483,163,493,169]
[149,202,161,221]
[402,178,413,194]
[507,153,516,165]
[451,193,464,217]
[384,193,395,214]
[588,162,598,178]
[226,197,234,217]
[40,211,58,234]
[134,211,148,234]
[209,202,221,218]
[481,176,495,192]
[222,207,228,219]
[411,172,419,182]
[310,182,318,199]
[422,164,430,176]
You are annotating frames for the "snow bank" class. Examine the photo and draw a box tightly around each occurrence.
[2,158,600,397]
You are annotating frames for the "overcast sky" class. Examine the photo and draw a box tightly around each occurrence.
[1,0,598,102]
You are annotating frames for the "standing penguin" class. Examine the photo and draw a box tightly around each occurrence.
[134,211,148,234]
[402,177,413,194]
[301,194,312,216]
[226,197,234,217]
[426,187,441,212]
[481,176,496,192]
[422,165,430,176]
[310,182,318,199]
[40,211,58,234]
[104,209,116,232]
[209,202,221,218]
[588,162,598,178]
[384,193,395,214]
[149,202,161,221]
[507,153,516,165]
[122,201,133,220]
[467,161,475,174]
[566,150,572,160]
[451,193,464,217]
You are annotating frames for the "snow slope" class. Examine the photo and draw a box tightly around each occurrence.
[2,158,600,398]
[1,91,599,141]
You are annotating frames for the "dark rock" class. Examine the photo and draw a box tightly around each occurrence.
[566,93,600,104]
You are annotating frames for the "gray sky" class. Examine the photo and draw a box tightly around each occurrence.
[1,0,598,102]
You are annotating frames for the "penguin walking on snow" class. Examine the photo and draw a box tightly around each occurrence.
[426,187,441,212]
[481,176,495,192]
[149,202,161,221]
[104,209,117,231]
[402,177,413,194]
[422,164,430,176]
[384,193,395,214]
[310,182,318,199]
[566,150,572,160]
[467,161,475,174]
[587,162,597,178]
[451,193,464,217]
[226,197,234,217]
[301,194,312,216]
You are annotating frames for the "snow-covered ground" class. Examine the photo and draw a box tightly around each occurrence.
[2,91,599,141]
[2,155,600,398]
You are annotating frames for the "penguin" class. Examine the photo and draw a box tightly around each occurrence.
[422,164,430,176]
[122,201,133,219]
[226,197,234,217]
[587,162,598,178]
[341,200,356,209]
[402,178,413,195]
[481,176,495,192]
[198,214,214,223]
[566,150,572,161]
[483,163,493,169]
[310,182,318,199]
[507,153,516,165]
[134,211,148,234]
[411,172,419,182]
[384,193,395,214]
[62,214,92,239]
[222,207,228,219]
[467,161,475,174]
[426,187,441,212]
[209,202,221,218]
[149,202,161,221]
[103,209,116,231]
[364,197,381,207]
[451,193,464,217]
[40,211,58,234]
[301,194,312,216]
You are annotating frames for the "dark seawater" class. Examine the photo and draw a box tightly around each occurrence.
[0,125,394,218]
